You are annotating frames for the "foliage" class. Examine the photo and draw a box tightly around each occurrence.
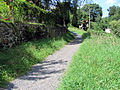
[109,20,120,37]
[72,13,78,27]
[70,0,78,27]
[108,5,117,17]
[0,31,75,88]
[72,3,102,28]
[0,0,56,25]
[91,22,103,31]
[58,30,120,90]
[81,11,89,22]
[13,1,49,22]
[108,6,120,21]
[0,0,92,27]
[81,4,102,22]
[77,9,89,25]
[52,2,71,27]
[91,17,109,31]
[100,17,109,30]
[0,0,11,19]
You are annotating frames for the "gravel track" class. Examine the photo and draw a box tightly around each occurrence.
[6,32,82,90]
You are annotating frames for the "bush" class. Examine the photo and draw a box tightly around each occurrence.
[91,17,109,32]
[91,19,109,32]
[109,20,120,37]
[91,22,103,31]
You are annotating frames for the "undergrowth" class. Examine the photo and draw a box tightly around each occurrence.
[0,31,75,88]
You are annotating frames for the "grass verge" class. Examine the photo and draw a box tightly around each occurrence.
[58,31,120,89]
[0,31,75,88]
[68,26,87,36]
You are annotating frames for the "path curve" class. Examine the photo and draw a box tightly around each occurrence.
[7,32,82,90]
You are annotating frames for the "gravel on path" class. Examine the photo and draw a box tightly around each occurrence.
[6,32,82,90]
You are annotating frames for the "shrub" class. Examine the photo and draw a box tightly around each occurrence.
[91,22,103,31]
[109,20,120,37]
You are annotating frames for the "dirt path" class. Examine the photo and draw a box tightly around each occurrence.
[7,32,82,90]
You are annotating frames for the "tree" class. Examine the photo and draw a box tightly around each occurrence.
[108,5,120,21]
[72,13,78,27]
[71,0,92,27]
[71,0,78,27]
[107,5,117,17]
[54,2,71,27]
[81,4,102,22]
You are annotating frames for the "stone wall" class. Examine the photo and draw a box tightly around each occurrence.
[0,21,67,48]
[0,22,17,48]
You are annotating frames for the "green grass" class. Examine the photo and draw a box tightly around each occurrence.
[0,31,75,88]
[68,26,87,36]
[58,32,120,89]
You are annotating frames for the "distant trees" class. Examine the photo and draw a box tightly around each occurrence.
[71,0,92,27]
[108,5,120,20]
[54,2,71,27]
[71,0,78,27]
[108,5,117,17]
[71,3,102,28]
[107,5,120,37]
[81,4,102,22]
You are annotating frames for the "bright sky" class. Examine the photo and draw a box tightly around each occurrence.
[93,0,120,17]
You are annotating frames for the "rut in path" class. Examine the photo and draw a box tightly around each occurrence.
[7,32,82,90]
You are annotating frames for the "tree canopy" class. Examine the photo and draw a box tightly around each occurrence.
[108,5,120,20]
[81,4,102,22]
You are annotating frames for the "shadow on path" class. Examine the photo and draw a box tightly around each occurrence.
[6,31,84,90]
[69,31,82,45]
[7,60,67,89]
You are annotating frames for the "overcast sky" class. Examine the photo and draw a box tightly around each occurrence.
[93,0,120,17]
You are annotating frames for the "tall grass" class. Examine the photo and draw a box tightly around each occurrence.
[0,31,75,88]
[58,31,120,89]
